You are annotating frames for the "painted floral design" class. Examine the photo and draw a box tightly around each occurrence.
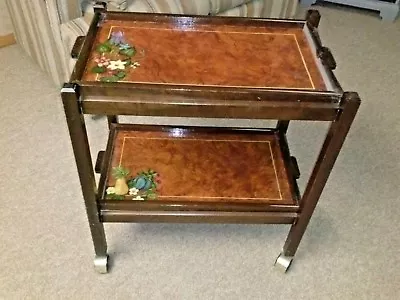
[106,187,116,194]
[94,56,110,67]
[107,59,127,71]
[128,169,159,200]
[106,168,160,200]
[92,31,143,82]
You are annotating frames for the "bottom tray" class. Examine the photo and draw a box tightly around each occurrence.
[98,125,299,222]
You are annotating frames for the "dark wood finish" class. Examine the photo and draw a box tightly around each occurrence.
[70,13,102,82]
[306,9,321,28]
[71,36,86,59]
[71,11,344,104]
[97,122,118,201]
[95,124,302,219]
[304,22,342,92]
[80,85,341,102]
[62,9,361,269]
[100,200,299,213]
[61,84,107,257]
[94,1,107,13]
[103,11,306,27]
[101,209,298,224]
[107,115,118,130]
[290,156,300,180]
[276,120,290,134]
[283,92,361,257]
[81,18,326,90]
[95,151,105,174]
[276,128,301,202]
[103,125,297,204]
[81,94,341,121]
[317,47,337,70]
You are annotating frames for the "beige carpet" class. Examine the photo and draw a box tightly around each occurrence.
[0,4,399,299]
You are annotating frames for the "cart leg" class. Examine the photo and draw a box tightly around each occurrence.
[276,120,290,134]
[305,9,321,28]
[107,115,118,130]
[276,92,360,271]
[61,83,109,274]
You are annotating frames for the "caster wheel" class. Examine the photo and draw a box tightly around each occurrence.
[94,255,109,274]
[274,253,293,273]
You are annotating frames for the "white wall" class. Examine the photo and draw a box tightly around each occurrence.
[0,1,13,35]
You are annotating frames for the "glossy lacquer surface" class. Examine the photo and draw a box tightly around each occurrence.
[82,17,326,90]
[106,128,295,204]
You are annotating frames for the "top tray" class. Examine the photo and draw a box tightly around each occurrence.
[78,12,331,91]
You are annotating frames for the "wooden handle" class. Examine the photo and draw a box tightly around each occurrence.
[94,1,107,12]
[71,36,86,59]
[317,47,337,70]
[306,10,321,28]
[290,156,300,179]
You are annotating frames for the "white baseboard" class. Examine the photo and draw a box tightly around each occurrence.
[301,0,400,21]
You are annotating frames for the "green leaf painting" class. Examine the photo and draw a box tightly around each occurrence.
[91,31,142,82]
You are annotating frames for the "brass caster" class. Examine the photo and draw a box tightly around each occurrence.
[274,253,293,273]
[94,255,109,274]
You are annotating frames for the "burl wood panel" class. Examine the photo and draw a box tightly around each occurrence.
[82,18,326,90]
[106,128,295,204]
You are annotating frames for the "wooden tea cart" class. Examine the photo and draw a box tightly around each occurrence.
[61,3,360,273]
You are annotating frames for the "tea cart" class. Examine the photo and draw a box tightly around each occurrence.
[61,4,360,273]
